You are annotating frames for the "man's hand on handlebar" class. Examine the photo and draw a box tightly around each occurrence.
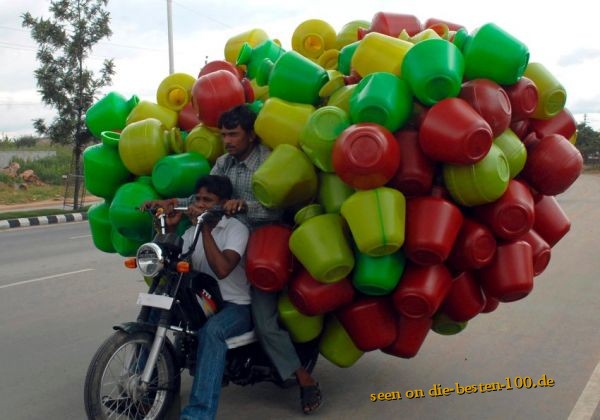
[140,198,177,213]
[222,199,247,216]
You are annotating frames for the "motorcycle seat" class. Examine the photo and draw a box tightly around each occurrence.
[226,329,258,349]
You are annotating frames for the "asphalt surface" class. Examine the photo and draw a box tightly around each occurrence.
[0,174,599,420]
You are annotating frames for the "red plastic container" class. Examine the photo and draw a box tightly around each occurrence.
[442,271,486,322]
[177,102,200,132]
[517,229,551,276]
[459,79,512,137]
[198,59,243,79]
[529,108,577,140]
[387,129,435,197]
[191,69,248,128]
[481,291,500,313]
[477,240,534,302]
[532,194,571,247]
[337,297,397,351]
[472,179,535,240]
[332,123,401,190]
[419,98,493,164]
[404,195,464,265]
[359,12,423,38]
[392,263,453,319]
[382,315,432,358]
[245,224,294,292]
[447,218,497,272]
[288,270,355,316]
[521,134,583,196]
[424,17,465,32]
[510,119,531,139]
[504,77,539,122]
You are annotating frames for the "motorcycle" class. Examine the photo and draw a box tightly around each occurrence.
[84,207,319,420]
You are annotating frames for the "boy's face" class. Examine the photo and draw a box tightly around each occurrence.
[193,187,224,212]
[220,124,254,160]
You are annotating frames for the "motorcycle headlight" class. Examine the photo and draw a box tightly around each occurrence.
[136,243,164,277]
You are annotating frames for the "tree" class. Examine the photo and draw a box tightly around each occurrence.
[22,0,114,209]
[575,115,600,164]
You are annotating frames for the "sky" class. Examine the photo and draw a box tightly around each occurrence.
[2,0,600,138]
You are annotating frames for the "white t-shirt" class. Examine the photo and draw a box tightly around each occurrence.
[181,216,251,305]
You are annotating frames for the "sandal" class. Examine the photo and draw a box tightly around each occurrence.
[300,382,322,414]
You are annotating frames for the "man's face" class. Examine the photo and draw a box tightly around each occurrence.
[220,124,254,160]
[193,187,223,212]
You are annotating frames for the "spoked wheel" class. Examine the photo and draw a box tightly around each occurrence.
[84,331,180,420]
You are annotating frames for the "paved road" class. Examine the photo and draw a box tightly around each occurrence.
[0,174,599,420]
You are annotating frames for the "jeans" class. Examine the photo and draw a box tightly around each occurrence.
[180,302,252,420]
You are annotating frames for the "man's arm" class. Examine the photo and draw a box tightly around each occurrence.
[201,221,249,279]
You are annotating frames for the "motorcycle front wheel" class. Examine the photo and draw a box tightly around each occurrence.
[84,330,180,420]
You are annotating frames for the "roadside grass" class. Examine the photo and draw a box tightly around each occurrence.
[0,183,64,205]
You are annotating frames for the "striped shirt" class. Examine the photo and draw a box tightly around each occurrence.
[178,143,282,229]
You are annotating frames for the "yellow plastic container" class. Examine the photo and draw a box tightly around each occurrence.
[126,100,178,130]
[335,20,370,50]
[523,62,567,120]
[119,118,183,176]
[292,19,337,60]
[326,85,357,114]
[250,77,269,101]
[319,316,364,367]
[224,28,269,64]
[252,144,318,209]
[317,49,340,70]
[289,210,355,283]
[341,187,406,256]
[185,123,224,164]
[351,32,413,77]
[493,128,527,178]
[278,294,324,343]
[156,72,196,112]
[254,97,315,149]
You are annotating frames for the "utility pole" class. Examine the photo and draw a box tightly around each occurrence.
[167,0,174,74]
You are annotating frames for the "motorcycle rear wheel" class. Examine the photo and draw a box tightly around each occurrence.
[84,330,180,420]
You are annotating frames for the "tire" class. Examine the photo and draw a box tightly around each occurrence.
[84,330,180,420]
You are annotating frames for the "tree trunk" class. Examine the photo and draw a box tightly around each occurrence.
[72,142,83,210]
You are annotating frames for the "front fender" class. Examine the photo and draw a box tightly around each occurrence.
[112,321,156,335]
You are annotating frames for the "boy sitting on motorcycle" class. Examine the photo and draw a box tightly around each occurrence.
[166,174,252,420]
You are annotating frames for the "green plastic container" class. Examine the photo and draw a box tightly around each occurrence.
[453,23,529,85]
[340,187,406,257]
[300,106,351,172]
[443,143,510,207]
[401,38,465,106]
[256,50,329,106]
[252,144,318,209]
[338,41,360,75]
[353,250,406,296]
[278,294,324,343]
[289,208,354,283]
[87,201,115,253]
[318,172,355,214]
[85,91,139,139]
[83,131,132,199]
[236,39,285,80]
[318,315,364,367]
[119,118,183,176]
[111,226,146,257]
[126,100,179,130]
[152,152,211,197]
[184,123,224,165]
[431,312,468,335]
[109,176,161,242]
[349,72,413,133]
[493,128,527,178]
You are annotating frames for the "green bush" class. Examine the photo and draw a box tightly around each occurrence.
[11,149,70,184]
[0,172,14,184]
